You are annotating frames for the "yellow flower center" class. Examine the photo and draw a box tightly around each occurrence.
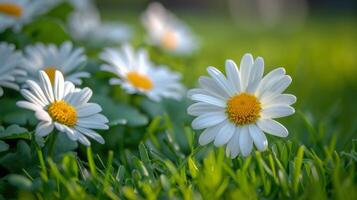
[126,71,153,91]
[43,67,57,85]
[226,93,261,126]
[0,3,22,18]
[161,31,178,50]
[48,101,77,127]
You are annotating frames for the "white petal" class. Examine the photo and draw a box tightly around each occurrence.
[198,122,225,145]
[191,112,227,130]
[225,59,241,93]
[207,67,234,96]
[187,88,211,98]
[16,101,43,112]
[246,57,264,93]
[255,67,286,97]
[63,81,75,97]
[249,124,268,151]
[239,53,254,91]
[67,88,92,106]
[75,126,105,144]
[53,123,77,141]
[54,71,64,101]
[260,76,292,99]
[256,119,288,137]
[75,88,93,106]
[239,126,253,157]
[61,125,78,141]
[187,102,224,116]
[214,121,235,146]
[20,89,46,107]
[39,71,54,102]
[54,122,66,133]
[35,110,52,122]
[76,132,91,146]
[226,127,241,158]
[191,94,226,108]
[261,105,295,118]
[198,76,229,99]
[76,103,102,117]
[262,94,296,106]
[36,122,54,137]
[26,80,49,105]
[78,114,109,124]
[76,120,109,130]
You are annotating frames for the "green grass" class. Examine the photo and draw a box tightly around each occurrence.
[0,3,356,200]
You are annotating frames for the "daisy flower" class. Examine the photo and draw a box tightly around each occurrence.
[68,1,131,46]
[16,70,108,146]
[21,41,89,85]
[0,0,58,32]
[0,42,26,96]
[187,54,296,158]
[100,44,184,102]
[141,2,198,55]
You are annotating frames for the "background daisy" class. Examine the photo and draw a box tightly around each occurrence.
[100,44,184,102]
[21,41,89,85]
[0,42,26,96]
[141,2,198,55]
[188,54,296,158]
[0,0,59,32]
[67,0,131,46]
[17,70,108,146]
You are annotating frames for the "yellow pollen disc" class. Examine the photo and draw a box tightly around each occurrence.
[161,31,178,50]
[126,71,153,91]
[0,3,22,18]
[226,93,261,126]
[48,101,77,127]
[43,67,57,85]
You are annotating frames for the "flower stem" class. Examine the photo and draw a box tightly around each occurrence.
[47,132,58,158]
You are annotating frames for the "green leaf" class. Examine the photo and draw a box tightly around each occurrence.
[23,17,70,45]
[293,146,305,194]
[0,141,9,152]
[188,156,199,178]
[0,124,28,139]
[0,140,32,172]
[3,111,38,126]
[7,174,33,191]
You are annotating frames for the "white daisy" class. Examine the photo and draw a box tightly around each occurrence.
[141,2,198,55]
[0,42,26,96]
[16,70,108,146]
[100,44,184,102]
[21,41,89,85]
[68,1,131,46]
[0,0,59,32]
[187,54,296,158]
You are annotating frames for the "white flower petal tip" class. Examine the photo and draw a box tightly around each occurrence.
[0,0,59,32]
[68,2,132,45]
[187,53,295,158]
[141,2,199,55]
[0,43,26,97]
[17,70,108,146]
[22,42,88,85]
[99,44,184,102]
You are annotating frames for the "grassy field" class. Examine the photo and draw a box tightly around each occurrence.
[0,4,356,199]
